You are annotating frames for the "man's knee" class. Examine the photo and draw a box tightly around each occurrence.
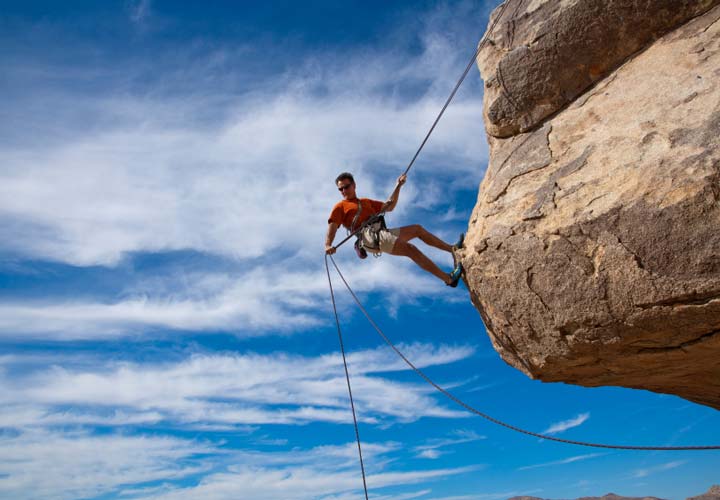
[391,240,416,256]
[414,224,433,238]
[396,224,422,243]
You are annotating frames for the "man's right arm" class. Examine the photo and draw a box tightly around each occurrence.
[325,222,339,254]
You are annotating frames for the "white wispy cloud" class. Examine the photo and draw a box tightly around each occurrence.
[0,5,497,500]
[0,431,478,500]
[0,343,480,499]
[0,34,485,268]
[0,343,474,429]
[129,463,480,500]
[0,2,487,338]
[0,255,450,339]
[128,0,152,25]
[542,412,590,435]
[413,429,486,459]
[0,429,213,500]
[631,460,687,479]
[517,453,606,471]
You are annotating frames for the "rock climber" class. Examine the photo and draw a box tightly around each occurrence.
[325,172,464,287]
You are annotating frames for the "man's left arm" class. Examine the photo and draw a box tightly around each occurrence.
[325,222,339,254]
[382,174,407,212]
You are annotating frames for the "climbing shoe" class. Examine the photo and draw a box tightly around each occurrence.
[447,262,464,288]
[452,232,465,251]
[452,232,465,267]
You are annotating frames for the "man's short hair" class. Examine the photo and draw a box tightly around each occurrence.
[335,172,354,185]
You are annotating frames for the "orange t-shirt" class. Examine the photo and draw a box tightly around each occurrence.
[328,198,384,230]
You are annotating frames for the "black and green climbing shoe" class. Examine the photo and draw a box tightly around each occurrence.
[453,232,465,251]
[447,262,463,288]
[452,233,465,267]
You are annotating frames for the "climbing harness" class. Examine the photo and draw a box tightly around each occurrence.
[326,254,720,452]
[349,201,388,259]
[347,199,390,259]
[340,205,388,255]
[356,213,387,257]
[353,236,368,260]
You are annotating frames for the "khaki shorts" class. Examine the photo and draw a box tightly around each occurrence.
[360,224,400,254]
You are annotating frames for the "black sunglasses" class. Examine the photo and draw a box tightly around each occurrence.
[338,184,353,192]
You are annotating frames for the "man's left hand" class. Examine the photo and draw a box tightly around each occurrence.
[397,174,407,186]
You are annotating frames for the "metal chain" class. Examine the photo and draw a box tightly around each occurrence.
[327,254,720,451]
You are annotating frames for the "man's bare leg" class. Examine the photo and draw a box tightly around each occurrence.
[389,239,451,284]
[396,224,452,253]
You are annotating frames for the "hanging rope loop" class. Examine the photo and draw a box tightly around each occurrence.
[326,254,720,451]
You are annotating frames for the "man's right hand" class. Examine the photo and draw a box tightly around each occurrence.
[325,245,336,255]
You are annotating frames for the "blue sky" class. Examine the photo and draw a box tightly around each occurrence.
[0,1,719,499]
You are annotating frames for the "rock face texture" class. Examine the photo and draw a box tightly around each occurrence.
[481,0,720,138]
[508,495,666,500]
[463,0,720,409]
[507,487,720,500]
[688,485,720,500]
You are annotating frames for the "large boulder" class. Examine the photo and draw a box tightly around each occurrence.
[463,0,720,409]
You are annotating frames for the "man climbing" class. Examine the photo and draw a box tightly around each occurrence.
[325,172,464,287]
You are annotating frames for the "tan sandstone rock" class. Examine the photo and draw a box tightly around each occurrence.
[505,486,719,499]
[463,1,720,409]
[687,485,720,500]
[508,495,667,500]
[480,0,720,137]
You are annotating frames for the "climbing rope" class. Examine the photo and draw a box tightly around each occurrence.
[326,254,720,451]
[332,0,512,252]
[327,3,510,494]
[328,1,703,495]
[325,255,370,500]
